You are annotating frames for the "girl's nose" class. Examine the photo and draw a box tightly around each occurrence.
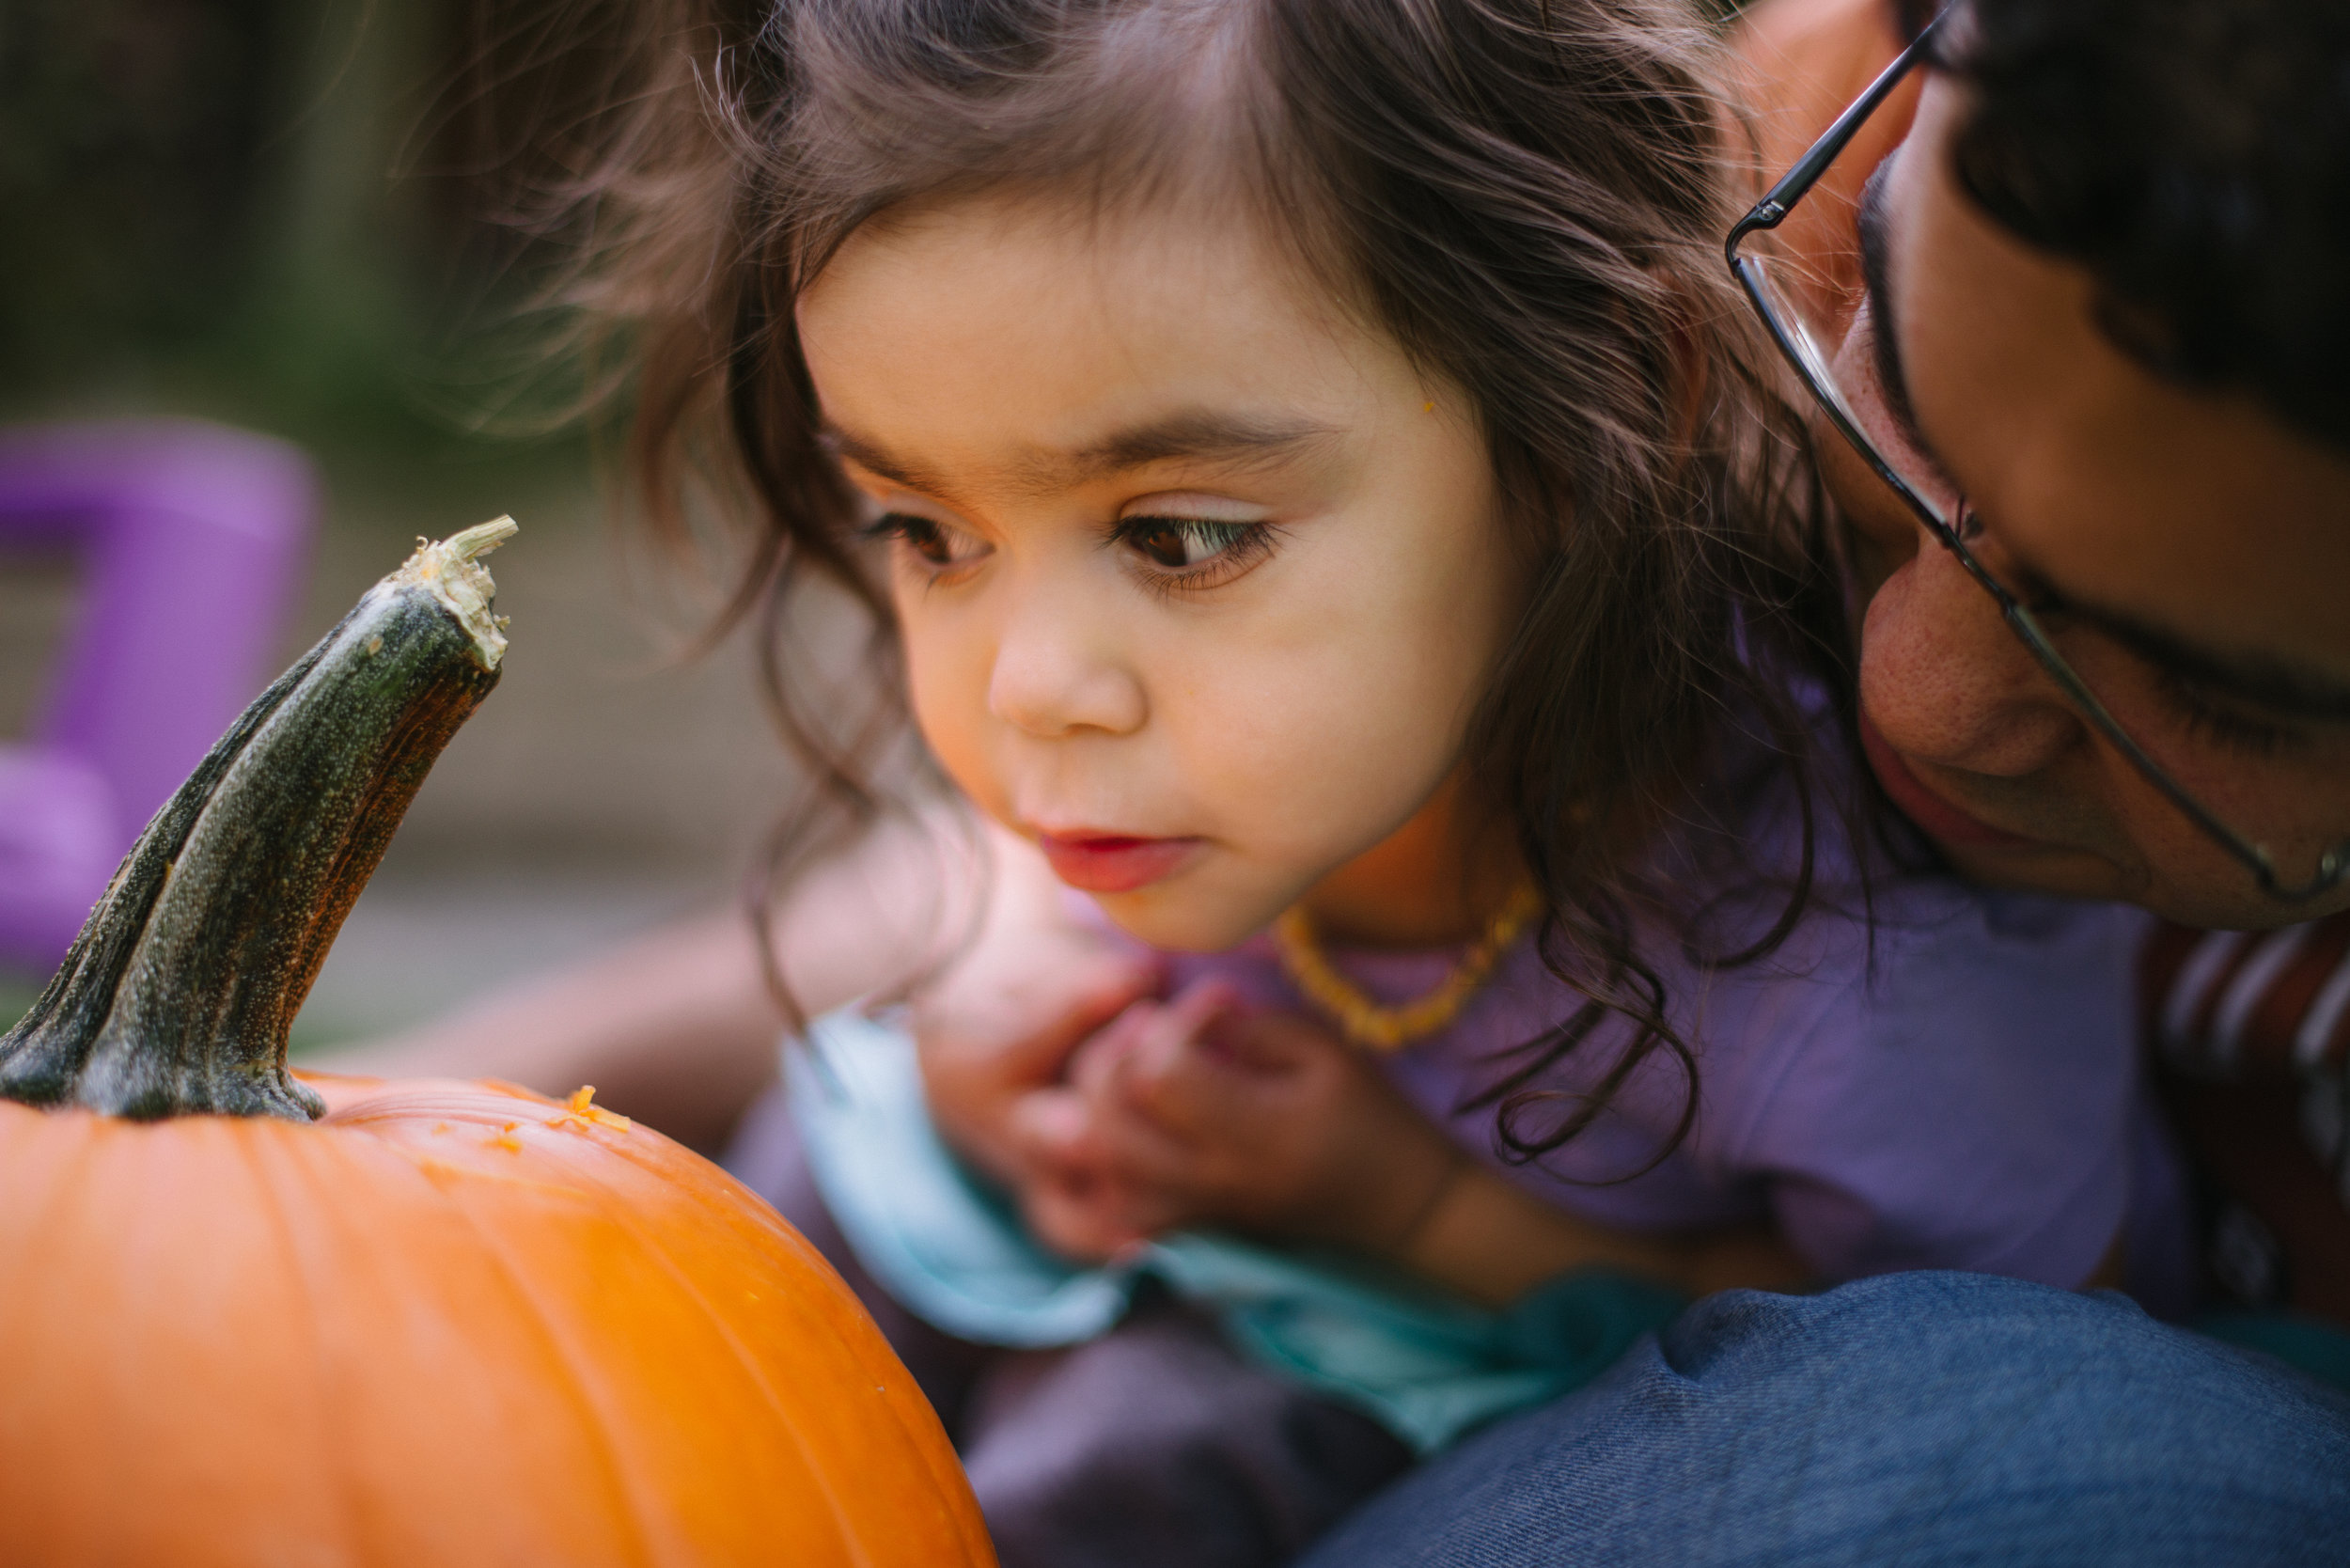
[1859,528,2084,778]
[985,598,1147,740]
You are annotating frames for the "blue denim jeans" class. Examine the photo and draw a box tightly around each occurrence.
[1299,1272,2350,1567]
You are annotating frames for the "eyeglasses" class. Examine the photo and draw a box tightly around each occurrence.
[1726,11,2350,904]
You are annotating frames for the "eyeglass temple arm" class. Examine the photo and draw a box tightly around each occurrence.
[1725,11,1949,261]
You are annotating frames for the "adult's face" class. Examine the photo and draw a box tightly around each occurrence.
[1828,72,2350,931]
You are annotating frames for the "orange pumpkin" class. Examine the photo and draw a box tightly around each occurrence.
[0,524,994,1567]
[0,1074,991,1566]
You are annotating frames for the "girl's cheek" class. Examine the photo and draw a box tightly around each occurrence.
[900,622,965,753]
[897,598,1010,813]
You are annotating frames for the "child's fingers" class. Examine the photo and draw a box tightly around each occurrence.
[1007,1063,1210,1196]
[1067,996,1165,1098]
[1021,1173,1126,1262]
[1005,1084,1104,1177]
[1088,1091,1210,1195]
[1022,1169,1175,1262]
[924,949,1165,1080]
[912,949,1170,1189]
[1052,950,1172,1044]
[1167,976,1245,1032]
[1109,980,1249,1133]
[1214,1006,1345,1072]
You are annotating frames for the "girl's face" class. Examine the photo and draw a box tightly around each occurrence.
[796,195,1519,951]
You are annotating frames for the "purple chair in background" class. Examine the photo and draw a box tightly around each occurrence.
[0,420,316,976]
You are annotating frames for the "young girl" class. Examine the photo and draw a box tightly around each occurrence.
[404,0,2186,1560]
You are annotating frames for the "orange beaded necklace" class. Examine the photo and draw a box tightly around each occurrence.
[1272,885,1544,1053]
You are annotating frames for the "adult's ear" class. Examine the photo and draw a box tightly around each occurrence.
[1725,0,1922,318]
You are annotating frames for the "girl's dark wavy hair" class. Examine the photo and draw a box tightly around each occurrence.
[508,0,1860,1170]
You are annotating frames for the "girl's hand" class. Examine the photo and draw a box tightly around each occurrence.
[1009,982,1463,1262]
[1008,982,1819,1305]
[909,827,1166,1188]
[915,939,1160,1190]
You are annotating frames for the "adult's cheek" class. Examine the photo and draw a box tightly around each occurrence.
[1857,543,2076,777]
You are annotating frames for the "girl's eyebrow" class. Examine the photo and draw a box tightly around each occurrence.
[825,430,958,500]
[824,412,1336,502]
[1064,412,1338,480]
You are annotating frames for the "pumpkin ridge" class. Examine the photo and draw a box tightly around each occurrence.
[420,1152,676,1568]
[0,1111,99,1351]
[541,1128,991,1562]
[267,1117,645,1568]
[231,1126,368,1560]
[613,1168,986,1560]
[526,1088,839,1258]
[502,1124,878,1562]
[273,1108,666,1565]
[323,1088,570,1128]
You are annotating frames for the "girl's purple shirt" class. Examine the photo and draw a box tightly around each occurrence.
[1145,836,2184,1299]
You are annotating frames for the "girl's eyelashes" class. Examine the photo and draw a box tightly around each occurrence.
[862,510,990,572]
[1110,514,1275,588]
[860,506,1276,593]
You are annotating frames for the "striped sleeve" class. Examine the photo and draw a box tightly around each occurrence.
[2141,912,2350,1318]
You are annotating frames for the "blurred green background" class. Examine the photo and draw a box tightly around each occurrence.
[0,0,797,1044]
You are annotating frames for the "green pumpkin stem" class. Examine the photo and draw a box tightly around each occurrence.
[0,519,517,1121]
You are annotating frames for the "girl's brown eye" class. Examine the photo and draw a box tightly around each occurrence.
[866,511,984,569]
[1118,517,1260,571]
[902,518,955,565]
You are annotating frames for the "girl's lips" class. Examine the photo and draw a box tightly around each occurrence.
[1856,712,2040,852]
[1035,832,1203,893]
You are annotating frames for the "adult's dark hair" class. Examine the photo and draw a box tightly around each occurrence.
[1935,0,2350,456]
[516,0,1856,1168]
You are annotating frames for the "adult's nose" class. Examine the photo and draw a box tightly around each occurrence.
[984,577,1147,740]
[1858,526,2085,778]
